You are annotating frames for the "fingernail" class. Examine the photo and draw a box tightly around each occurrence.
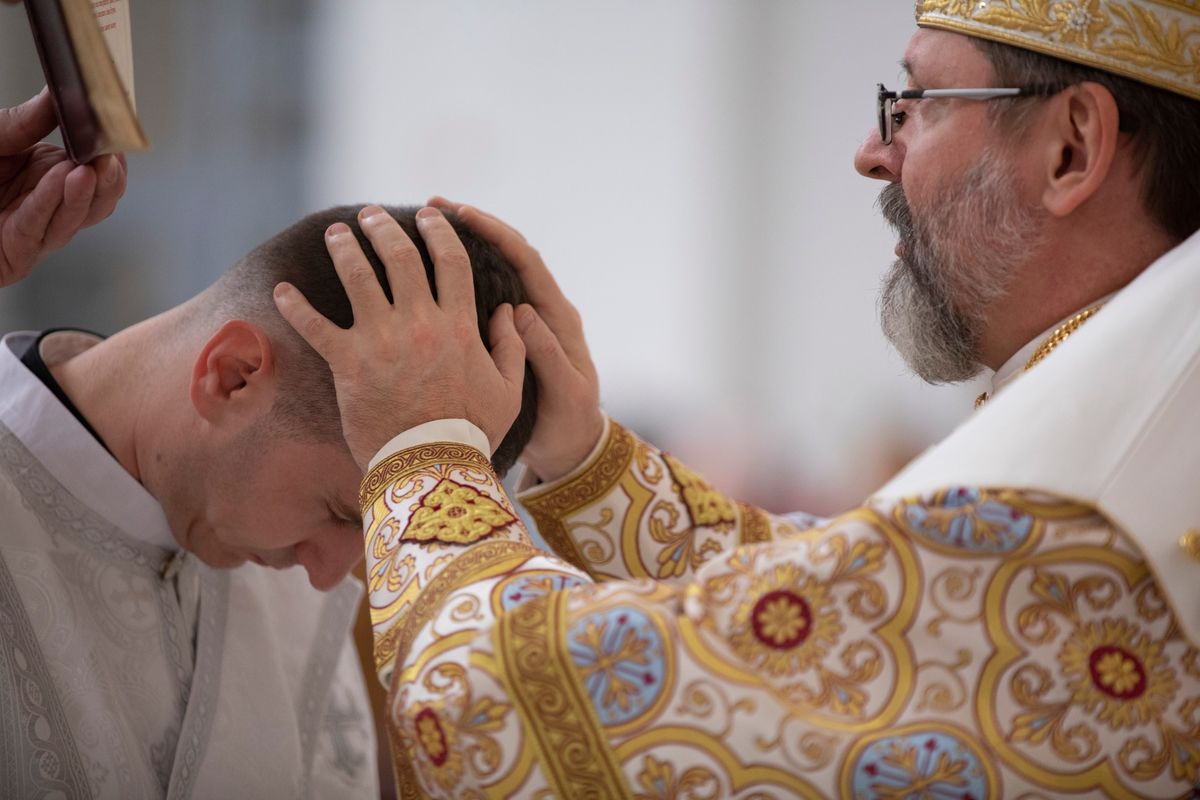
[101,157,119,185]
[326,222,351,239]
[415,206,441,225]
[273,282,292,300]
[358,205,386,222]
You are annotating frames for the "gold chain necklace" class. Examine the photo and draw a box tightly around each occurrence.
[975,304,1104,409]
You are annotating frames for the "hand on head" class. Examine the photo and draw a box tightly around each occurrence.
[272,205,528,472]
[0,88,127,287]
[427,197,605,482]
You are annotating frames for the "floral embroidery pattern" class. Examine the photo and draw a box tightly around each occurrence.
[632,754,719,800]
[897,487,1035,555]
[409,704,462,791]
[493,570,587,613]
[568,606,669,728]
[730,564,844,679]
[844,725,996,799]
[405,478,516,544]
[1059,618,1177,729]
[403,663,514,796]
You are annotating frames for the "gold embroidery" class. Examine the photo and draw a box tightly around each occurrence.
[738,502,774,545]
[374,540,539,677]
[917,1,1200,101]
[663,454,738,530]
[632,755,718,800]
[493,591,632,798]
[360,442,493,513]
[522,421,637,572]
[405,478,517,544]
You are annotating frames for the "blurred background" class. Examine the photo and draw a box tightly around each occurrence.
[2,3,988,791]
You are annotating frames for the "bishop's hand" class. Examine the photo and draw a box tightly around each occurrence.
[0,89,127,287]
[272,205,527,472]
[429,197,604,483]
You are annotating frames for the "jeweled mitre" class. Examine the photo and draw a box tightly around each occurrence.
[915,0,1200,101]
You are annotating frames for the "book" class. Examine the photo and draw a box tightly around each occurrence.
[23,0,148,164]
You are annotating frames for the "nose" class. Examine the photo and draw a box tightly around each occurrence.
[854,125,902,182]
[296,528,364,592]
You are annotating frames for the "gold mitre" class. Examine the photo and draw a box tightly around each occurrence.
[915,0,1200,101]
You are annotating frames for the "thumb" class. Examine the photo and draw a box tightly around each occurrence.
[0,88,56,155]
[488,303,526,390]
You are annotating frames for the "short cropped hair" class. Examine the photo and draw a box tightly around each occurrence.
[209,205,537,476]
[975,39,1200,242]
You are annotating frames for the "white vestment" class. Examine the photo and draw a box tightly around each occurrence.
[0,332,378,799]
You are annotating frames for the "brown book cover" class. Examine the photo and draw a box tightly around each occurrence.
[23,0,147,164]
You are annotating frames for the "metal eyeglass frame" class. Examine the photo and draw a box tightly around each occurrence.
[876,82,1062,144]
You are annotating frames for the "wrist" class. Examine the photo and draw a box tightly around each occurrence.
[523,411,606,482]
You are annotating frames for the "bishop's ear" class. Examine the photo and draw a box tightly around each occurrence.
[1039,81,1121,218]
[189,320,278,425]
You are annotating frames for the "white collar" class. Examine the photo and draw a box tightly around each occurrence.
[0,332,179,551]
[985,293,1116,403]
[875,230,1200,645]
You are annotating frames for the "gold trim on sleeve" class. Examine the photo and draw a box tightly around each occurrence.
[359,442,494,514]
[521,421,637,571]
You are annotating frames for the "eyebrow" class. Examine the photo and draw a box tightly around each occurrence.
[900,58,919,81]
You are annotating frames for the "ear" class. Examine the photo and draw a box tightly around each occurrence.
[1039,81,1121,218]
[189,321,278,425]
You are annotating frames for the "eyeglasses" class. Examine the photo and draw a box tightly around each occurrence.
[876,82,1061,145]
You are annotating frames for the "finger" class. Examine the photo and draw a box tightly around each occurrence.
[41,164,96,251]
[454,205,564,310]
[3,159,70,268]
[272,282,341,361]
[488,303,526,390]
[325,221,390,320]
[514,303,577,390]
[355,205,430,314]
[0,88,57,155]
[81,154,126,227]
[431,197,527,243]
[414,206,476,318]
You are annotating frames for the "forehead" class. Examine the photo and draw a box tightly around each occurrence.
[902,28,995,87]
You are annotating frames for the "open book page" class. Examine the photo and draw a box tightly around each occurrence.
[92,0,134,108]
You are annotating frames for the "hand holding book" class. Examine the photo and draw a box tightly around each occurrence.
[0,87,127,287]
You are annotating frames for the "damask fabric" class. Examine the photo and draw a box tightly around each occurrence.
[361,422,1200,799]
[0,332,378,800]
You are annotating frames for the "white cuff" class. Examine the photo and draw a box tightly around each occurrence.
[367,419,491,470]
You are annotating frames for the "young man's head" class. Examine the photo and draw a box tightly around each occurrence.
[153,205,536,589]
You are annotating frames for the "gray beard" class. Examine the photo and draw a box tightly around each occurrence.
[877,150,1040,384]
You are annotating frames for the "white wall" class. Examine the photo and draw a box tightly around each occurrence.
[307,1,987,514]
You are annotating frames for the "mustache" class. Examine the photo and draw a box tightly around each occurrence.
[877,182,913,240]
